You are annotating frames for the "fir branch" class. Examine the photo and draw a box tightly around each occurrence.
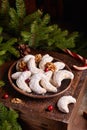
[9,8,19,31]
[0,50,6,56]
[0,103,22,130]
[0,38,20,57]
[21,13,78,50]
[16,0,26,18]
[23,10,42,26]
[0,29,20,65]
[0,56,6,65]
[0,0,10,14]
[41,13,50,26]
[0,80,5,87]
[0,37,3,43]
[0,120,11,130]
[0,27,3,34]
[0,0,81,59]
[0,30,3,43]
[0,0,10,29]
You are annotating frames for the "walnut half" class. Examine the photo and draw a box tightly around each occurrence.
[11,98,23,104]
[45,62,56,72]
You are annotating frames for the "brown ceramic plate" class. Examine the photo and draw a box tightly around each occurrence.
[8,57,73,99]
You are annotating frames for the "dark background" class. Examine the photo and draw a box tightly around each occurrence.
[35,0,87,32]
[16,0,87,32]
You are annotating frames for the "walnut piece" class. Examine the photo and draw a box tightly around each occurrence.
[11,98,23,104]
[18,60,27,71]
[45,62,56,72]
[35,54,42,63]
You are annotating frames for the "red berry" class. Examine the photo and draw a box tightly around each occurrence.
[3,93,9,99]
[25,78,30,84]
[47,105,54,111]
[45,67,49,72]
[23,66,29,71]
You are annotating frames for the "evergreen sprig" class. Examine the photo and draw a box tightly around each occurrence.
[72,33,87,57]
[0,0,86,61]
[16,0,26,19]
[0,80,5,87]
[0,0,78,50]
[21,14,78,50]
[0,0,10,14]
[0,0,10,30]
[9,8,19,31]
[0,27,20,65]
[0,103,22,130]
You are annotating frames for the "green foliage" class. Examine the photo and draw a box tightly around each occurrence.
[0,0,78,48]
[0,0,10,30]
[0,27,20,65]
[24,9,42,26]
[0,0,81,64]
[0,80,5,87]
[0,0,9,14]
[21,15,78,50]
[9,8,19,32]
[16,0,26,19]
[71,32,87,57]
[0,103,22,130]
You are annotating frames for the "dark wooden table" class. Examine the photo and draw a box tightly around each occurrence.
[0,50,87,130]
